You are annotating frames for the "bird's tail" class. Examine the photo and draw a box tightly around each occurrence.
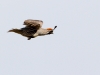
[8,29,23,35]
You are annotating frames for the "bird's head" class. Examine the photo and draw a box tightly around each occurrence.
[46,26,57,34]
[46,28,54,34]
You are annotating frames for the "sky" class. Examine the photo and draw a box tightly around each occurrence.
[1,0,100,75]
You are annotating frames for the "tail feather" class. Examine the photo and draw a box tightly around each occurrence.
[8,27,36,39]
[8,29,22,34]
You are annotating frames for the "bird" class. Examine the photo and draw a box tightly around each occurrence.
[8,19,57,40]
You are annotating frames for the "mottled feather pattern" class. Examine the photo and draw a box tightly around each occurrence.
[21,26,37,36]
[23,19,43,29]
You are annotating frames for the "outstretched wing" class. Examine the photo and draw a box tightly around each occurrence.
[23,19,43,30]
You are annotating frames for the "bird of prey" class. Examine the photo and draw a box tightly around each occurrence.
[8,19,57,40]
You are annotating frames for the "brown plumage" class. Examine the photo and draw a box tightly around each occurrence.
[8,19,57,40]
[8,29,22,34]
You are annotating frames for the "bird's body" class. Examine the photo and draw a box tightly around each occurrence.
[8,19,57,40]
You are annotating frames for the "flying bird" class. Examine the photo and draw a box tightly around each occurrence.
[8,19,57,40]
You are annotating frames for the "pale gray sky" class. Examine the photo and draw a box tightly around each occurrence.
[1,0,100,75]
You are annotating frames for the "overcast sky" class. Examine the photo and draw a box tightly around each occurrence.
[1,0,100,75]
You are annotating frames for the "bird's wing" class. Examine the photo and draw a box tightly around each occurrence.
[23,19,43,30]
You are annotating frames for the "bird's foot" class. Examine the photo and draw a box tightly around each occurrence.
[27,36,35,40]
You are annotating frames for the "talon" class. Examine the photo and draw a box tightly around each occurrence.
[27,36,34,40]
[27,37,31,40]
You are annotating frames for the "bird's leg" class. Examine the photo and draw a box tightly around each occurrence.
[27,36,34,40]
[27,36,33,40]
[27,37,31,40]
